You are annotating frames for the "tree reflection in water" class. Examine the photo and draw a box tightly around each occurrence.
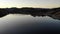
[0,7,60,20]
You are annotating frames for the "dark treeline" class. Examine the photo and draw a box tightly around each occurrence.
[0,7,60,20]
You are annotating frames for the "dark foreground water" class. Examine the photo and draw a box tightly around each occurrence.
[0,14,60,34]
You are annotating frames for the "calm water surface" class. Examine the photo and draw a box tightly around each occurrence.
[0,14,60,34]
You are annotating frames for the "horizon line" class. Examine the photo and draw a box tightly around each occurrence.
[0,7,60,9]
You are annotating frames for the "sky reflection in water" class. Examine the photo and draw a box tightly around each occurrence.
[0,14,60,34]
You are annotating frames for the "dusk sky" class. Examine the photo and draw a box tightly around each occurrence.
[0,0,60,8]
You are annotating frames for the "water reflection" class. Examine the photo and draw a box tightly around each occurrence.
[0,7,60,34]
[0,14,60,34]
[0,11,60,20]
[0,7,60,20]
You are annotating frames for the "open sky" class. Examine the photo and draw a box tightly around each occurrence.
[0,0,60,8]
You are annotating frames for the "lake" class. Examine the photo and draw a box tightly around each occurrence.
[0,14,60,34]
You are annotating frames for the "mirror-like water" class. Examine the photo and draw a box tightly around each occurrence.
[0,14,60,34]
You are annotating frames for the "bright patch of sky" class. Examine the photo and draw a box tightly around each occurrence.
[0,0,60,8]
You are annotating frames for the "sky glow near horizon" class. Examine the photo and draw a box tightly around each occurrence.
[0,0,60,8]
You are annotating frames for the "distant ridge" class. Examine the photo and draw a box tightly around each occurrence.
[0,7,60,20]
